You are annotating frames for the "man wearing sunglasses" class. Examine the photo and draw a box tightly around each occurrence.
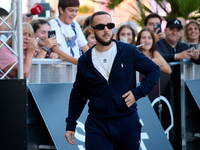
[65,11,160,150]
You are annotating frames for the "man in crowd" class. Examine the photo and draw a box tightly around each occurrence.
[144,13,165,42]
[49,0,89,65]
[157,18,200,150]
[64,11,160,150]
[0,7,11,44]
[157,18,200,63]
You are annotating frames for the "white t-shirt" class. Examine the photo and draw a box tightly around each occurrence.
[92,42,117,80]
[49,17,88,59]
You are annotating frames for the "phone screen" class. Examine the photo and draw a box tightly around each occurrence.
[189,43,197,50]
[120,37,128,43]
[48,30,56,38]
[154,24,161,34]
[35,37,39,44]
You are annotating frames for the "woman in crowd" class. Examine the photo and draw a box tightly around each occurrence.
[0,22,37,79]
[136,27,171,74]
[116,24,136,45]
[31,19,58,59]
[183,20,200,49]
[83,26,96,48]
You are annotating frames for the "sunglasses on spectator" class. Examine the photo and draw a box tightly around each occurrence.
[92,23,115,30]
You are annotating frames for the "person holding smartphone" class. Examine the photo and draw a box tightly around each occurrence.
[31,19,58,59]
[183,20,200,51]
[157,18,200,63]
[144,13,165,42]
[48,0,89,65]
[116,24,136,45]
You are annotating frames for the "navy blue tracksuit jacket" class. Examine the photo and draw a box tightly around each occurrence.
[66,40,160,131]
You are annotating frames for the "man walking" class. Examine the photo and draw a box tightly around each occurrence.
[65,11,160,150]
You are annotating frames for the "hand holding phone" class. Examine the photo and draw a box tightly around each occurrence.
[189,43,197,50]
[120,37,128,43]
[154,24,161,34]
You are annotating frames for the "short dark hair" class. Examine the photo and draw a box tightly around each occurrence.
[90,11,111,27]
[136,27,156,57]
[58,0,80,15]
[31,19,50,33]
[144,13,162,26]
[0,7,9,17]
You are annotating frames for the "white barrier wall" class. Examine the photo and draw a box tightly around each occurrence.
[29,59,77,83]
[29,59,200,84]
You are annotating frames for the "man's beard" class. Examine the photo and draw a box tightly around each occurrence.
[94,32,113,46]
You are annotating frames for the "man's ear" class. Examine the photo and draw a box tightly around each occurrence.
[59,7,64,15]
[89,27,95,35]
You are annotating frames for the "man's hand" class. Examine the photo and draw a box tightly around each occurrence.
[157,32,165,40]
[154,28,165,42]
[65,131,75,145]
[50,7,56,17]
[175,49,192,60]
[190,49,200,60]
[122,91,136,107]
[22,13,33,23]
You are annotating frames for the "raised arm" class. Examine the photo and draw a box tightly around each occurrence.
[51,44,78,65]
[152,51,172,74]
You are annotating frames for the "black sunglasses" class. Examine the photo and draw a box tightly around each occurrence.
[92,23,115,30]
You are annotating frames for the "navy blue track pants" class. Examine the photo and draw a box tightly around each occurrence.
[85,112,141,150]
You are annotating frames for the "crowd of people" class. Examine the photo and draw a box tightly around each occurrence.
[0,2,199,80]
[0,0,200,149]
[0,1,200,79]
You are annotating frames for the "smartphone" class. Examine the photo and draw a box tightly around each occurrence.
[120,37,128,43]
[35,37,39,44]
[48,30,56,38]
[154,24,161,34]
[189,43,197,50]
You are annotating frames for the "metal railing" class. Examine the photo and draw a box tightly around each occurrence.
[180,60,200,150]
[28,59,200,83]
[0,0,23,79]
[28,59,77,83]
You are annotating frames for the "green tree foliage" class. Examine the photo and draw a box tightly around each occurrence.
[78,5,93,14]
[93,0,123,9]
[155,0,200,21]
[92,0,200,27]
